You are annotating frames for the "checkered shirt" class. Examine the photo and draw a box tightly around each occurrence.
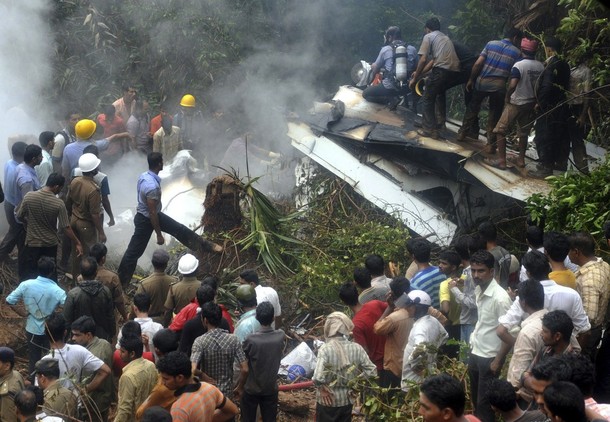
[190,328,246,397]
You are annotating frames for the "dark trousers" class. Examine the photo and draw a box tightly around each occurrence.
[534,106,569,168]
[19,244,58,282]
[363,83,399,105]
[594,329,610,402]
[71,217,98,280]
[581,325,603,362]
[0,201,24,260]
[422,68,461,131]
[468,354,497,422]
[241,391,278,422]
[118,212,205,286]
[27,332,49,381]
[316,403,352,422]
[562,104,589,172]
[460,89,505,143]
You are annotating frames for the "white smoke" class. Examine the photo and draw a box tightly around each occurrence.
[0,1,53,232]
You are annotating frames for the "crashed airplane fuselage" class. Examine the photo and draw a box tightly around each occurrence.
[287,86,553,245]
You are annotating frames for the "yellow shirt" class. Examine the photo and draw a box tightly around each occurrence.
[550,270,577,290]
[439,278,462,325]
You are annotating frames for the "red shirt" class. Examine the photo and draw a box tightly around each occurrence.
[150,113,172,136]
[352,300,387,370]
[169,300,234,333]
[97,113,126,137]
[112,349,155,377]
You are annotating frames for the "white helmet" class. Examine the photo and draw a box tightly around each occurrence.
[78,153,101,173]
[407,290,432,306]
[178,253,199,274]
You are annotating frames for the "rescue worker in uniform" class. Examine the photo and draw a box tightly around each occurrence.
[0,347,25,422]
[174,94,205,151]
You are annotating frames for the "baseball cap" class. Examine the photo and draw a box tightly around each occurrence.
[34,359,60,377]
[407,290,432,306]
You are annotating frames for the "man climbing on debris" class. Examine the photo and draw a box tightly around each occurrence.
[363,26,416,109]
[485,38,543,171]
[456,28,522,150]
[409,17,461,140]
[117,152,223,287]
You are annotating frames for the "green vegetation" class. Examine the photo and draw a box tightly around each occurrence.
[526,156,610,257]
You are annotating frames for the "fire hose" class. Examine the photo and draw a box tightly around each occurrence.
[278,380,314,391]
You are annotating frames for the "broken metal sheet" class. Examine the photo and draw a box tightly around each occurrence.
[332,86,405,127]
[464,158,551,201]
[288,122,457,245]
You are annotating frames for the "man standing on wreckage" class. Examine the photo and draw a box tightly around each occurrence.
[117,152,223,287]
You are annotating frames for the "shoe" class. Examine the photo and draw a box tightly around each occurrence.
[456,132,466,142]
[553,163,568,172]
[414,120,423,128]
[417,129,439,139]
[388,97,402,110]
[529,165,552,178]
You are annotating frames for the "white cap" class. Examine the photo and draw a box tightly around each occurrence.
[78,153,101,173]
[407,290,432,306]
[178,254,199,274]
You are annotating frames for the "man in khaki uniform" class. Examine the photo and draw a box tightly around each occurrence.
[34,358,76,419]
[164,253,200,326]
[79,243,127,321]
[0,347,25,422]
[71,316,114,422]
[66,153,106,279]
[136,249,176,325]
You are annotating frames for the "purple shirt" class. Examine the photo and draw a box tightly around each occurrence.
[15,163,40,206]
[136,170,161,217]
[61,140,109,176]
[3,159,20,205]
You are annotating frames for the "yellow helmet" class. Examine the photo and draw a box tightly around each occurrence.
[75,119,97,140]
[180,94,196,108]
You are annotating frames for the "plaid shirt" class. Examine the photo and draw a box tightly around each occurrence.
[190,328,246,397]
[576,258,610,328]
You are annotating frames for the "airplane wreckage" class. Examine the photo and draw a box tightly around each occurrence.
[286,85,605,246]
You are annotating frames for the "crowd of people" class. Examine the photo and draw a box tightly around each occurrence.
[3,260,284,422]
[365,19,591,177]
[321,220,610,422]
[3,212,610,422]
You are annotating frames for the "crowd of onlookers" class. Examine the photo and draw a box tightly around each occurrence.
[316,220,610,422]
[3,257,283,422]
[4,217,609,422]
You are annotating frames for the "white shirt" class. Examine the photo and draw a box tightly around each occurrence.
[471,279,512,358]
[255,284,281,317]
[371,275,392,290]
[116,317,163,358]
[498,279,591,333]
[41,344,104,390]
[401,315,448,391]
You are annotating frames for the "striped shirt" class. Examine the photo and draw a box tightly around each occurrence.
[476,39,521,92]
[171,381,225,422]
[16,189,69,247]
[190,329,246,398]
[410,266,445,309]
[312,338,377,406]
